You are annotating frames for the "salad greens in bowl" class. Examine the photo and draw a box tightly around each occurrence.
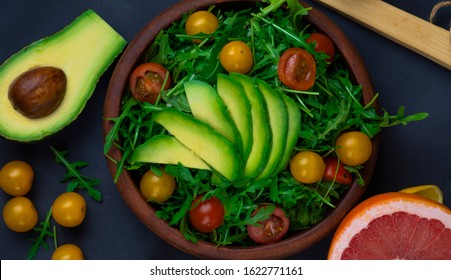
[103,0,427,259]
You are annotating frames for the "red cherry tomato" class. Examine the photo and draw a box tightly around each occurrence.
[247,205,289,244]
[322,156,352,185]
[278,48,316,91]
[306,33,335,63]
[189,195,224,233]
[129,62,171,104]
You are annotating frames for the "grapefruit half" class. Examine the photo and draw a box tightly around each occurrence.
[328,192,451,259]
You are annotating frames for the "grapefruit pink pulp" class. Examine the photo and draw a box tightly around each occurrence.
[328,192,451,259]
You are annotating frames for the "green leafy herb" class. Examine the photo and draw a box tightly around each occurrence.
[51,146,102,202]
[27,207,54,260]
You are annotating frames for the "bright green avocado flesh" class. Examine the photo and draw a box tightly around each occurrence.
[134,73,302,184]
[0,9,126,142]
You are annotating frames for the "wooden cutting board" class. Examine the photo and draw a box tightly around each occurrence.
[312,0,451,70]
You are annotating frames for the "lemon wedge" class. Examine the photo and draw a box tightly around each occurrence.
[399,185,443,204]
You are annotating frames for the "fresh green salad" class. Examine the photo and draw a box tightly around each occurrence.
[104,0,427,246]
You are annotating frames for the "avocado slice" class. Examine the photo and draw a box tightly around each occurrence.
[216,74,253,159]
[153,108,242,181]
[132,135,210,170]
[0,9,126,142]
[277,94,301,172]
[184,80,241,153]
[229,73,271,180]
[254,79,288,180]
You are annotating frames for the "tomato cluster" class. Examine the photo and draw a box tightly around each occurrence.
[278,32,335,91]
[0,160,85,259]
[290,131,372,185]
[129,17,336,103]
[1,161,37,232]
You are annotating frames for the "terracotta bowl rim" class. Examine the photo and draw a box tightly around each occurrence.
[102,0,379,259]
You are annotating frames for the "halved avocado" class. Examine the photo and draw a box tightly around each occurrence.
[0,9,126,142]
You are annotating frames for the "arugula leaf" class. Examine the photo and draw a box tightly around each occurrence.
[104,97,138,155]
[51,146,102,202]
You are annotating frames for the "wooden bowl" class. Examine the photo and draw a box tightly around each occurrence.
[103,0,379,259]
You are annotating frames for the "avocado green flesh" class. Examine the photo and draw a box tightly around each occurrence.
[132,135,210,170]
[229,73,271,180]
[254,79,288,180]
[184,80,240,152]
[0,9,126,142]
[277,94,301,172]
[152,108,241,181]
[217,74,253,159]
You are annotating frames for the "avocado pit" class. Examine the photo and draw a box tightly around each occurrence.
[8,66,67,119]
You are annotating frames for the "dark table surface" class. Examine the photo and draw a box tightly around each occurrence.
[1,0,450,260]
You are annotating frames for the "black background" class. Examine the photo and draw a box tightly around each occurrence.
[0,0,450,260]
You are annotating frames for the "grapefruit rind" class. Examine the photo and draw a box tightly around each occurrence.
[328,192,451,260]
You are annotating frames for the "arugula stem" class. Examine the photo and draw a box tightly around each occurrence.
[114,148,131,183]
[252,13,310,51]
[259,0,286,17]
[294,95,314,118]
[307,191,335,208]
[279,88,319,96]
[165,76,188,97]
[315,78,334,98]
[53,225,58,249]
[103,98,138,155]
[363,92,379,110]
[27,207,53,260]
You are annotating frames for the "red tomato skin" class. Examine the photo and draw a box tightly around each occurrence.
[129,62,171,104]
[247,205,289,244]
[189,195,225,233]
[306,33,335,63]
[278,48,316,91]
[322,157,353,185]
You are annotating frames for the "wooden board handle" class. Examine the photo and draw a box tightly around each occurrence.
[312,0,451,70]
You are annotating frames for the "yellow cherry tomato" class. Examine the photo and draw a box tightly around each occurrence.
[52,192,86,227]
[185,10,219,43]
[3,196,38,232]
[335,131,372,166]
[52,244,84,260]
[140,169,176,203]
[0,160,34,196]
[290,151,326,184]
[219,41,253,74]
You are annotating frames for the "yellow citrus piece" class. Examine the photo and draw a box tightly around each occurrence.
[399,185,443,204]
[328,192,451,259]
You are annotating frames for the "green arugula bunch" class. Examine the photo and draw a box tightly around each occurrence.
[104,0,428,245]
